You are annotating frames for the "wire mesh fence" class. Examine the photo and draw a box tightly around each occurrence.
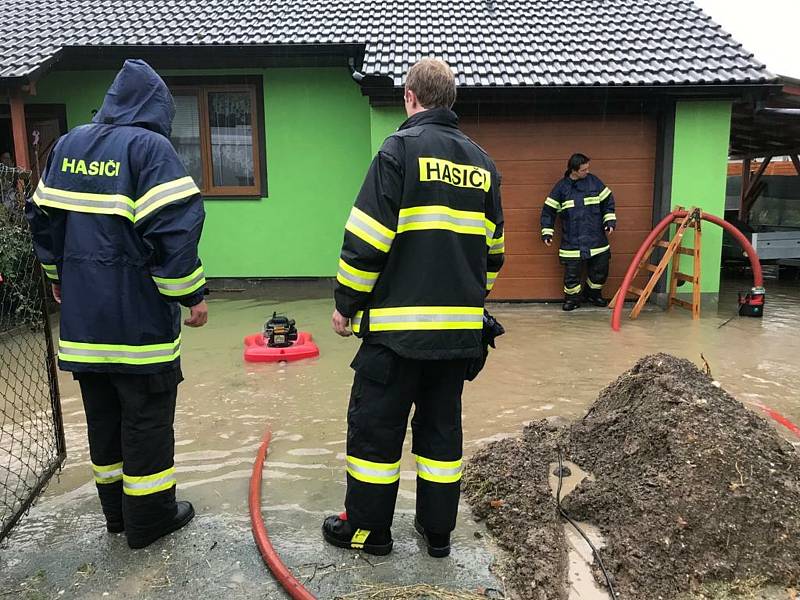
[0,163,65,543]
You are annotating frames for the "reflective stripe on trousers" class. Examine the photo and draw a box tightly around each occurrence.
[415,455,463,484]
[346,455,401,484]
[123,466,176,496]
[93,461,123,484]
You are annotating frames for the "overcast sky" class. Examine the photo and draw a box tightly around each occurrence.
[693,0,800,79]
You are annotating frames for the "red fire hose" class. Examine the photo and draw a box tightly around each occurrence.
[249,429,317,600]
[612,209,764,331]
[760,406,800,438]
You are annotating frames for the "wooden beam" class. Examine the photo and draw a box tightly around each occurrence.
[9,89,30,171]
[791,155,800,176]
[739,157,751,221]
[742,155,772,217]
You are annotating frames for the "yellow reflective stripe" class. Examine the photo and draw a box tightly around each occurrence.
[489,234,505,255]
[484,218,498,239]
[134,176,200,223]
[93,461,123,484]
[544,197,561,210]
[41,263,59,281]
[583,195,602,205]
[603,213,617,223]
[58,336,181,366]
[345,206,396,253]
[590,245,610,257]
[397,205,486,236]
[337,259,379,293]
[415,455,463,484]
[151,266,206,297]
[367,306,484,331]
[370,306,483,317]
[352,310,364,334]
[346,455,401,484]
[541,228,555,236]
[123,467,176,496]
[587,279,604,290]
[486,271,499,291]
[598,187,612,201]
[33,182,135,221]
[564,284,582,295]
[561,200,575,211]
[559,249,581,258]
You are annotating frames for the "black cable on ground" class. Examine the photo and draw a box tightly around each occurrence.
[556,447,619,600]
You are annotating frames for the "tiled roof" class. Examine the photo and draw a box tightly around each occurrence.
[0,0,773,86]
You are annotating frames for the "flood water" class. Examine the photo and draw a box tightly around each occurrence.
[2,273,799,597]
[18,275,800,524]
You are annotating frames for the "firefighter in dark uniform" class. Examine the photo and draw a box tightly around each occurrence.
[323,59,504,558]
[26,60,207,549]
[540,153,617,311]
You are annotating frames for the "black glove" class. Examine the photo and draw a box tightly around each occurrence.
[542,234,553,244]
[466,310,505,381]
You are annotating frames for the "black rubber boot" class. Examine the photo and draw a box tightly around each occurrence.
[98,480,124,533]
[127,501,195,549]
[584,295,609,307]
[106,519,125,534]
[414,518,451,558]
[322,513,393,556]
[562,299,581,311]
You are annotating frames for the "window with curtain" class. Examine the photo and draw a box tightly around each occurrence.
[170,81,263,197]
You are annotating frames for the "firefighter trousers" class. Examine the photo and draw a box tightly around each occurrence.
[344,343,469,535]
[562,251,610,300]
[75,369,182,540]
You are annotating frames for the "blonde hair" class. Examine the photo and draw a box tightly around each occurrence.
[405,59,457,109]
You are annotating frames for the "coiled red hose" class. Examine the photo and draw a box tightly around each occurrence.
[249,429,317,600]
[612,209,764,331]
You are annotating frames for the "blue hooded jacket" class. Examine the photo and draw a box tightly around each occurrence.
[26,59,206,374]
[540,173,617,260]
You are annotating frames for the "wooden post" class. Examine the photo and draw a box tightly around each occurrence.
[739,158,751,221]
[692,219,702,321]
[742,155,772,220]
[9,89,30,171]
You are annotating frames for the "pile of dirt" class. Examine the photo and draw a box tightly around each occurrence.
[463,422,567,600]
[463,354,800,600]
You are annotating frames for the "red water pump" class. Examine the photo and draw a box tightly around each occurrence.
[738,286,765,317]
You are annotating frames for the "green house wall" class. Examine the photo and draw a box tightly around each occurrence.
[670,100,733,294]
[31,68,372,277]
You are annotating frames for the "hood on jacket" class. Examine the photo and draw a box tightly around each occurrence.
[93,59,175,138]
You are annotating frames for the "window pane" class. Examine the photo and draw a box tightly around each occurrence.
[171,94,203,187]
[208,92,255,188]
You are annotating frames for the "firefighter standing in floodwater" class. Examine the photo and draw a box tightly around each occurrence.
[26,59,207,549]
[541,153,617,311]
[324,58,505,558]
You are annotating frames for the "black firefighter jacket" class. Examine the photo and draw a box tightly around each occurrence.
[334,108,505,360]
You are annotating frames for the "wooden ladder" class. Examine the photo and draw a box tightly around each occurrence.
[610,207,703,320]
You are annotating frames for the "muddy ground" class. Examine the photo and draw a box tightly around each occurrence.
[464,354,800,600]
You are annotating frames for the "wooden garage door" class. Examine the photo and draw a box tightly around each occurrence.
[461,114,657,300]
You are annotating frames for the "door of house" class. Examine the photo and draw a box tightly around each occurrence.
[0,103,67,185]
[461,111,657,300]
